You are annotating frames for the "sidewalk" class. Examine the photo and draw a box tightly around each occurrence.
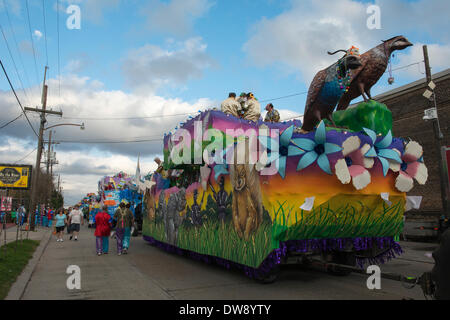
[0,225,51,248]
[9,225,171,300]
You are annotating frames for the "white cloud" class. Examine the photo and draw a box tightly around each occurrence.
[0,73,216,205]
[33,30,43,40]
[62,0,121,23]
[142,0,214,36]
[244,0,450,84]
[121,37,216,93]
[65,53,92,73]
[395,43,450,77]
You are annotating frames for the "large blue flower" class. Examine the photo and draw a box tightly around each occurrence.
[291,121,342,175]
[258,125,304,178]
[363,128,402,176]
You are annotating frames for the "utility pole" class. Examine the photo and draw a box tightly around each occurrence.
[46,130,52,174]
[26,66,63,231]
[50,142,54,178]
[423,45,448,217]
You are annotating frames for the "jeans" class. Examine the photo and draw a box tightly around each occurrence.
[115,228,125,253]
[123,227,131,249]
[96,236,109,254]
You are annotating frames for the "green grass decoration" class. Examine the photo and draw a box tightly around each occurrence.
[324,100,393,136]
[0,240,40,300]
[143,193,405,269]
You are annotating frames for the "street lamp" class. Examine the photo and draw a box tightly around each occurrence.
[44,122,85,131]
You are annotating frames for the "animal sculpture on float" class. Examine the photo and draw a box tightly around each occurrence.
[144,188,156,220]
[337,36,413,110]
[164,188,187,246]
[301,46,362,132]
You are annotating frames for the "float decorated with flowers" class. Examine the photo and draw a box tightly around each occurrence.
[141,102,427,281]
[142,37,427,281]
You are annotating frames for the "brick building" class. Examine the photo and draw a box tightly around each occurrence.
[371,68,450,216]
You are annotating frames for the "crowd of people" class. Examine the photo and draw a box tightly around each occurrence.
[220,92,280,123]
[49,202,135,257]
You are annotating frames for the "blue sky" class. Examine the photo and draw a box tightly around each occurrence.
[1,0,449,112]
[1,0,449,204]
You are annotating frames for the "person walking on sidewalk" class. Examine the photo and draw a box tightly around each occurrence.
[113,202,134,255]
[122,203,135,253]
[94,205,112,256]
[47,208,53,228]
[17,203,26,227]
[68,205,84,241]
[42,207,48,228]
[54,209,67,242]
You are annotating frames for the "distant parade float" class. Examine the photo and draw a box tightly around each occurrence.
[79,172,143,228]
[135,36,427,281]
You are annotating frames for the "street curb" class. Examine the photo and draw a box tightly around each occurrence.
[5,229,53,300]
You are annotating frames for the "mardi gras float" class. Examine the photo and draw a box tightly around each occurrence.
[142,36,428,282]
[98,172,143,217]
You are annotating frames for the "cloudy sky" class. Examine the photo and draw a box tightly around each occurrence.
[0,0,449,205]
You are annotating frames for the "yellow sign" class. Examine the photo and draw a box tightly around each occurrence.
[0,164,32,190]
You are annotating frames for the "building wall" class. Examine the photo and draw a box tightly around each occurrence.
[376,72,450,215]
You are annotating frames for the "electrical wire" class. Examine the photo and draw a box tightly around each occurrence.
[60,91,310,121]
[0,23,31,107]
[61,112,200,121]
[55,138,163,144]
[385,61,424,73]
[13,147,37,164]
[56,0,61,98]
[0,59,39,137]
[1,0,34,105]
[259,91,308,103]
[25,0,41,91]
[0,113,23,130]
[42,0,49,67]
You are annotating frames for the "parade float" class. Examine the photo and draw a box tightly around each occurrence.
[98,172,143,217]
[141,36,428,282]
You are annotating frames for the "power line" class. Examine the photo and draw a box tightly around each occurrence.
[25,0,41,91]
[56,138,163,144]
[0,113,23,130]
[0,59,39,137]
[385,61,424,73]
[60,91,310,121]
[1,0,34,105]
[14,147,37,164]
[259,91,308,103]
[45,133,161,142]
[56,0,61,97]
[0,23,31,106]
[42,0,49,67]
[61,111,200,121]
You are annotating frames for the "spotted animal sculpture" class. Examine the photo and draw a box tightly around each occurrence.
[165,188,187,246]
[301,49,362,132]
[337,36,413,110]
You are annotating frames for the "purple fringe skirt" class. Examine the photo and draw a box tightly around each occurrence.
[143,236,402,279]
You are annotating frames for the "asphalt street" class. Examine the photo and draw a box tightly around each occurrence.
[18,225,438,300]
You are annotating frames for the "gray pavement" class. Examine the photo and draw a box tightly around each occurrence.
[10,224,439,300]
[0,224,50,248]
